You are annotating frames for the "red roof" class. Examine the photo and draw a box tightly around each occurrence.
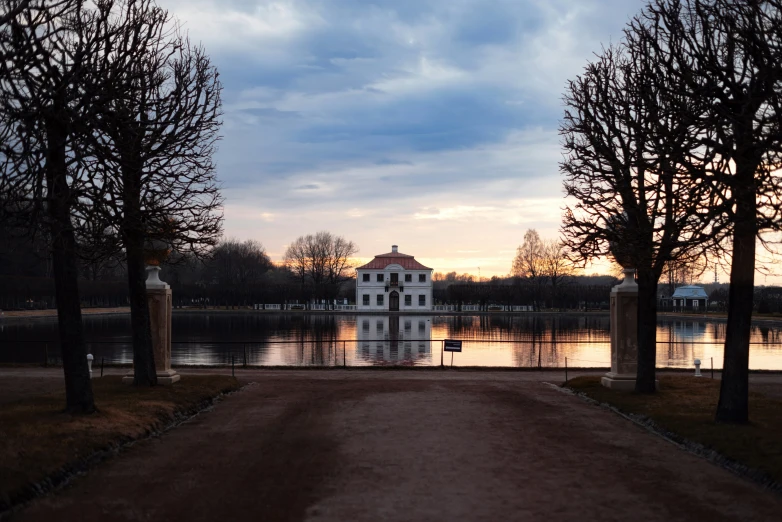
[356,251,432,270]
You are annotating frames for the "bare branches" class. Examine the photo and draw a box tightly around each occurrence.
[78,1,223,259]
[283,231,358,299]
[1,0,224,389]
[511,229,576,310]
[510,229,546,282]
[560,37,719,276]
[637,0,782,233]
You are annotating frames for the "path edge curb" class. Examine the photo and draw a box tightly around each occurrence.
[545,382,782,496]
[0,382,252,520]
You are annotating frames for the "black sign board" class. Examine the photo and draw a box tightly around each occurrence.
[444,339,462,352]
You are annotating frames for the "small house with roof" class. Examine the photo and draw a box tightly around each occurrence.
[671,285,709,310]
[356,245,433,311]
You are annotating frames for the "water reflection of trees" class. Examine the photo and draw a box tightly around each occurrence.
[431,314,613,368]
[6,312,782,368]
[436,314,610,342]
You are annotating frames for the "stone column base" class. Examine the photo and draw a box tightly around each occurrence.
[601,372,658,391]
[601,372,636,391]
[156,369,180,385]
[122,369,180,386]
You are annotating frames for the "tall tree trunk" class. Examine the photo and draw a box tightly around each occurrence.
[122,164,157,386]
[635,267,658,393]
[716,164,757,424]
[45,117,95,413]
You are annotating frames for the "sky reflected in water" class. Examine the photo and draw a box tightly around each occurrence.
[2,313,782,369]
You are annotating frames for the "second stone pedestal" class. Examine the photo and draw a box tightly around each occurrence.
[602,269,638,391]
[123,266,179,385]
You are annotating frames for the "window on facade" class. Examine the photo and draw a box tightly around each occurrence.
[405,274,412,282]
[418,294,426,306]
[418,320,425,331]
[405,295,412,306]
[377,294,384,306]
[376,320,383,331]
[404,320,411,331]
[419,274,426,282]
[377,274,384,282]
[362,294,370,306]
[391,273,398,283]
[362,274,370,282]
[362,320,369,331]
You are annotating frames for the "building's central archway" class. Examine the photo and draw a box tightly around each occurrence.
[389,291,399,311]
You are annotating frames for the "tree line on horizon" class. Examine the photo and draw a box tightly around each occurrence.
[1,218,742,313]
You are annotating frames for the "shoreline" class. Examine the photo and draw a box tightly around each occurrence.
[4,307,782,323]
[2,307,613,320]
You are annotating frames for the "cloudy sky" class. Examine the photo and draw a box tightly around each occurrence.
[162,0,647,276]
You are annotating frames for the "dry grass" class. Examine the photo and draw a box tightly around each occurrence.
[0,375,239,511]
[566,376,782,483]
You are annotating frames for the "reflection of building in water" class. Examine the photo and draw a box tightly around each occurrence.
[356,315,432,364]
[672,320,707,341]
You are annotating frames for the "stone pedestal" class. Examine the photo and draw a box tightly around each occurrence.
[602,269,638,391]
[123,266,180,385]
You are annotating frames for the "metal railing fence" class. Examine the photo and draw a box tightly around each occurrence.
[2,338,779,370]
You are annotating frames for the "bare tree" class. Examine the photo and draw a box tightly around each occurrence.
[0,0,122,413]
[283,232,358,300]
[541,240,575,309]
[511,229,548,310]
[561,32,720,392]
[662,256,709,298]
[83,0,223,385]
[638,0,782,421]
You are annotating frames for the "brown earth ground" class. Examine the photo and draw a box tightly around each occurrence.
[4,369,782,522]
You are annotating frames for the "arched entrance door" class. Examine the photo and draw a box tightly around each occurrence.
[389,291,399,311]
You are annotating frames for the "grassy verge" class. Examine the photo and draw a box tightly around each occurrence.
[566,376,782,484]
[0,375,240,512]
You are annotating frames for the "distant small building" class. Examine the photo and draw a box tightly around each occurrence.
[355,245,433,312]
[671,285,709,310]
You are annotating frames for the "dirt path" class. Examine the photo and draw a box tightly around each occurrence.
[11,372,782,522]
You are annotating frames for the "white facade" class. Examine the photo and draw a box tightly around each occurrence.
[356,245,433,312]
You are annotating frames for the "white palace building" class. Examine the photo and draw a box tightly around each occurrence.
[355,245,433,311]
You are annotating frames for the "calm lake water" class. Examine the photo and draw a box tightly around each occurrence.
[2,312,782,369]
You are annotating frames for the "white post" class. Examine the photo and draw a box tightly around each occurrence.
[87,353,94,378]
[694,358,702,377]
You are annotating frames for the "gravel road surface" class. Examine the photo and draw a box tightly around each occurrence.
[10,370,782,522]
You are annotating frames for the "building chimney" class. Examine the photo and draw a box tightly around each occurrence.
[392,245,398,253]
